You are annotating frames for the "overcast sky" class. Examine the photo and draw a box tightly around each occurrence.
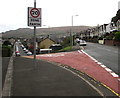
[0,0,120,33]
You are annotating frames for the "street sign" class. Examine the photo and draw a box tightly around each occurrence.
[28,7,41,27]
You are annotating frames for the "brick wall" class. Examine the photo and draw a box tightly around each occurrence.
[104,39,120,46]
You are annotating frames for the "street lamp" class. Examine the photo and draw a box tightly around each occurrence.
[71,15,78,47]
[72,15,78,26]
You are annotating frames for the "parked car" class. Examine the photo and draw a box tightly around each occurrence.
[79,40,87,46]
[20,44,24,49]
[49,44,62,51]
[27,51,32,55]
[23,48,27,51]
[15,51,20,56]
[25,49,29,53]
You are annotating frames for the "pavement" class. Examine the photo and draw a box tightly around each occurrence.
[2,57,10,88]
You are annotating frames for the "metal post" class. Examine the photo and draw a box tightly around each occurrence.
[71,16,73,47]
[34,0,36,8]
[34,26,36,68]
[34,0,37,68]
[71,15,78,47]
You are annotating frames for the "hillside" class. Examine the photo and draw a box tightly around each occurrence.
[2,26,92,38]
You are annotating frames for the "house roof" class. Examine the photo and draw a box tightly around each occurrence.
[39,37,56,43]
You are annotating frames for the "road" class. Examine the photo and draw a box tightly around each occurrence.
[13,42,103,96]
[17,41,119,75]
[15,42,27,56]
[15,41,119,96]
[84,42,119,75]
[12,57,102,96]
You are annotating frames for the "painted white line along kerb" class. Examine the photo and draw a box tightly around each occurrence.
[110,73,119,77]
[78,50,82,54]
[105,68,112,72]
[100,65,107,68]
[118,78,120,81]
[79,50,119,78]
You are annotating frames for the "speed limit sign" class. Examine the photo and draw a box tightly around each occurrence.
[30,8,40,18]
[28,7,41,26]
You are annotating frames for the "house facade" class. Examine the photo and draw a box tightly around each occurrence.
[38,38,55,49]
[117,20,120,31]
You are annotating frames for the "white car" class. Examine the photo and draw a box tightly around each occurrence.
[79,40,87,46]
[27,51,32,55]
[25,49,29,53]
[23,48,27,51]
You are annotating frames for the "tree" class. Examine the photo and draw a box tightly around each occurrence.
[3,40,11,46]
[116,9,120,19]
[111,9,120,25]
[60,37,71,47]
[115,32,120,41]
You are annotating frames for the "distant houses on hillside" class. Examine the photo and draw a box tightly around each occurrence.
[2,20,120,49]
[78,21,119,40]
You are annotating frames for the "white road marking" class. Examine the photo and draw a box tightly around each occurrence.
[100,65,106,68]
[40,54,64,57]
[94,60,98,63]
[110,73,119,77]
[57,64,104,97]
[79,50,119,78]
[118,78,120,81]
[78,50,82,54]
[97,62,102,65]
[105,68,112,72]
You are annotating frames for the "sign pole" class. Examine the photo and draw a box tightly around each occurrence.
[34,0,36,68]
[28,0,41,68]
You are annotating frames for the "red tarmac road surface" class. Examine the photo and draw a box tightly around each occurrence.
[24,50,120,95]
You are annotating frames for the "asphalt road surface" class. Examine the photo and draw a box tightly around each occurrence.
[84,42,119,75]
[15,42,27,56]
[7,42,118,96]
[12,57,102,96]
[12,42,102,96]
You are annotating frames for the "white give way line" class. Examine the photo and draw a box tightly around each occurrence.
[40,53,65,57]
[39,51,83,57]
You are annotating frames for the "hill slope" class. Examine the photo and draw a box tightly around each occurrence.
[2,26,92,38]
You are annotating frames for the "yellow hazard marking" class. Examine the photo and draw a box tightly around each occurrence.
[101,83,120,97]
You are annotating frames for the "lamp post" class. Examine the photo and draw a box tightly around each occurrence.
[71,15,78,47]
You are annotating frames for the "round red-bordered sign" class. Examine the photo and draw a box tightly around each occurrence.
[30,8,40,18]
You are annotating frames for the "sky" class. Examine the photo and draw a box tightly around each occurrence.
[0,0,120,33]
